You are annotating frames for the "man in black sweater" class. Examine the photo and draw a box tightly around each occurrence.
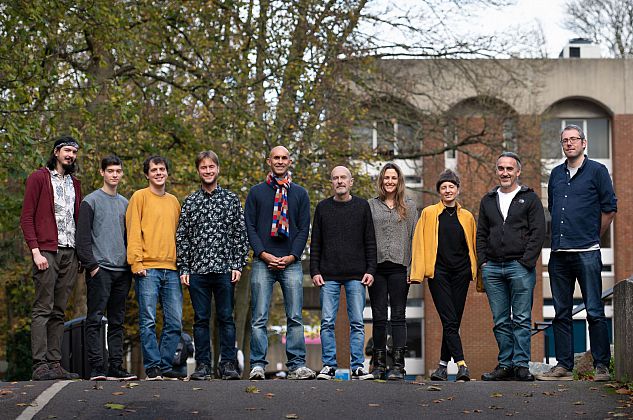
[476,152,545,382]
[311,166,377,380]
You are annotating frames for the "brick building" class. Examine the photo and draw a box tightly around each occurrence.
[351,42,633,378]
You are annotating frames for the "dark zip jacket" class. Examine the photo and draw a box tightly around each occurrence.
[476,185,545,269]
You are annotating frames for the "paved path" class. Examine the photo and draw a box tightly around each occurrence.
[1,378,632,419]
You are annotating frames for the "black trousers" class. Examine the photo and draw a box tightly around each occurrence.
[428,266,470,363]
[368,262,410,349]
[85,267,132,369]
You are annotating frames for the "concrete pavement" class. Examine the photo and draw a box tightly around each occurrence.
[1,378,632,419]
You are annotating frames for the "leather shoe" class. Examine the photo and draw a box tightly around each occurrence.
[514,366,534,381]
[481,365,514,381]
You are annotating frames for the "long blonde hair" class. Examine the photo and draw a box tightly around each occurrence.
[377,162,408,220]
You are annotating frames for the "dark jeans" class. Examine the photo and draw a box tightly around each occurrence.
[428,266,470,363]
[368,262,409,349]
[86,267,132,369]
[31,248,78,366]
[189,272,237,365]
[549,250,610,370]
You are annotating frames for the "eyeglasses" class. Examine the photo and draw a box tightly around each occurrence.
[560,136,583,144]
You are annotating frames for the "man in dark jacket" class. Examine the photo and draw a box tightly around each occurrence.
[20,136,82,381]
[476,152,545,382]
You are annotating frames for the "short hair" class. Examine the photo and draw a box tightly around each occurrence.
[497,151,522,171]
[143,155,169,175]
[101,155,123,171]
[561,124,586,140]
[195,150,220,168]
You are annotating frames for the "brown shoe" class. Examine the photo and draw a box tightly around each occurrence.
[48,362,80,380]
[534,365,573,381]
[31,363,57,381]
[593,364,610,382]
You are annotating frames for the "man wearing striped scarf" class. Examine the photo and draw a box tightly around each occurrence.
[245,146,315,380]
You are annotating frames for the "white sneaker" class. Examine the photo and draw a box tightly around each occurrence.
[249,365,265,380]
[352,367,373,380]
[317,366,336,380]
[288,366,316,380]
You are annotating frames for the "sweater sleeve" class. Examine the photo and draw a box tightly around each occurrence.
[409,209,427,283]
[309,204,322,277]
[20,172,43,250]
[290,188,310,260]
[363,201,377,276]
[126,192,145,273]
[476,198,490,266]
[244,188,266,257]
[519,194,546,269]
[75,200,99,271]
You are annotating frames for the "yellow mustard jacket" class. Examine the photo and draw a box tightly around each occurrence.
[409,201,478,284]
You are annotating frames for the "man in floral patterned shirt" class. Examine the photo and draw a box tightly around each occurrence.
[176,150,249,380]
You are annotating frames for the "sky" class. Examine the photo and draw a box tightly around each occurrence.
[472,0,580,57]
[368,0,586,58]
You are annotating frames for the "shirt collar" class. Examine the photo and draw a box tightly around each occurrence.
[200,185,223,196]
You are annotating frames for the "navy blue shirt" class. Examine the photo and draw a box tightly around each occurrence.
[548,156,617,251]
[244,181,310,259]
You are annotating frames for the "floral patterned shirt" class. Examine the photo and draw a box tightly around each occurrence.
[176,185,248,275]
[50,169,76,247]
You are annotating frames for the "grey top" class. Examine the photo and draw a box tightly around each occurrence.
[76,189,129,272]
[368,197,418,275]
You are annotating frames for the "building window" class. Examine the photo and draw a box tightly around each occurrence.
[351,118,421,157]
[541,117,610,160]
[569,47,581,58]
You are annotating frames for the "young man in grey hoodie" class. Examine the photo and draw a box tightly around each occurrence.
[76,155,137,381]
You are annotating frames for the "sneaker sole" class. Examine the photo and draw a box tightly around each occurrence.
[107,376,137,381]
[190,375,213,380]
[316,375,334,380]
[145,376,163,381]
[288,375,316,380]
[430,375,447,381]
[535,375,573,381]
[90,376,107,381]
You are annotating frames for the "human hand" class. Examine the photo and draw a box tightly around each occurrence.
[361,273,374,287]
[312,274,325,287]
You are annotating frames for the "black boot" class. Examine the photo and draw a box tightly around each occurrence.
[387,347,406,381]
[370,348,387,380]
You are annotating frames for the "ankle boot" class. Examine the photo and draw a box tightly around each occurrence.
[387,347,406,380]
[370,348,387,379]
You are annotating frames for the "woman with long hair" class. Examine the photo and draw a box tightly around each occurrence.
[368,162,418,380]
[410,169,477,382]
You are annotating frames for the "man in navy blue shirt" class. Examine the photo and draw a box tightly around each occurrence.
[244,146,315,380]
[536,124,617,382]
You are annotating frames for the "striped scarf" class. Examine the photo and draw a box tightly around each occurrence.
[267,172,291,238]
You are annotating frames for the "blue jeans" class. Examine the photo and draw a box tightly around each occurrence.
[320,279,366,370]
[483,261,535,368]
[189,272,236,365]
[135,269,183,372]
[549,250,610,370]
[250,259,306,370]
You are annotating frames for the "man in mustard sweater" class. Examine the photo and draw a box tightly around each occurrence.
[126,156,183,380]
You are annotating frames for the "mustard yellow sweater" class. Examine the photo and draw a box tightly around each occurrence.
[126,188,180,273]
[410,201,478,283]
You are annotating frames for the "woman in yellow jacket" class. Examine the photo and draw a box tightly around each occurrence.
[410,169,477,382]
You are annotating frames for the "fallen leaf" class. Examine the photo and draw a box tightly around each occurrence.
[123,382,139,388]
[427,386,442,391]
[92,383,103,390]
[285,414,299,419]
[191,411,199,414]
[153,394,160,398]
[16,403,36,407]
[192,388,203,391]
[589,387,598,391]
[520,393,533,398]
[473,409,482,413]
[605,384,618,388]
[245,386,260,394]
[77,400,86,402]
[505,414,513,417]
[125,409,137,413]
[616,389,633,395]
[112,392,124,396]
[490,393,503,398]
[374,379,386,383]
[447,396,455,401]
[572,401,584,405]
[0,390,13,395]
[574,412,586,415]
[104,403,125,410]
[462,410,471,414]
[542,391,556,396]
[488,405,503,410]
[611,414,628,417]
[265,392,275,399]
[368,403,380,407]
[433,399,444,404]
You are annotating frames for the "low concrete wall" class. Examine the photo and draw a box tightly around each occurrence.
[614,278,633,382]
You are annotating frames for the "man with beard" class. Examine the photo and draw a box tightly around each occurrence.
[20,136,82,380]
[177,151,248,380]
[245,146,315,380]
[477,152,545,382]
[535,125,616,382]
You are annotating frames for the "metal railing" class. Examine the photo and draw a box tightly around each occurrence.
[531,286,614,364]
